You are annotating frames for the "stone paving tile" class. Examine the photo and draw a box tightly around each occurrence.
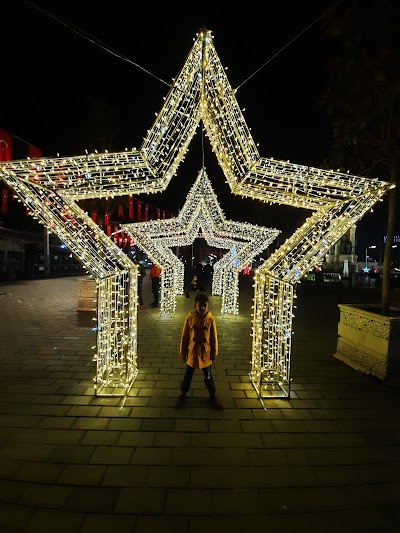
[248,448,289,466]
[0,459,20,478]
[165,488,261,515]
[190,465,320,488]
[28,508,85,533]
[57,464,106,486]
[89,446,133,465]
[4,427,86,445]
[80,430,121,446]
[240,420,275,432]
[172,447,249,466]
[313,462,400,485]
[221,408,255,419]
[38,416,78,429]
[114,487,165,514]
[65,405,102,417]
[0,501,34,532]
[36,404,72,416]
[81,513,136,533]
[129,406,162,418]
[0,442,55,462]
[117,431,156,447]
[271,419,309,432]
[0,479,29,503]
[72,417,110,430]
[134,516,188,533]
[264,431,370,448]
[49,444,95,464]
[175,419,209,432]
[13,461,63,483]
[208,419,242,432]
[191,432,264,448]
[60,394,93,407]
[131,447,172,465]
[146,465,191,487]
[239,508,396,532]
[102,465,148,487]
[90,395,126,406]
[19,483,71,508]
[155,432,192,447]
[105,418,142,432]
[0,403,39,415]
[140,418,175,431]
[0,413,45,428]
[120,397,149,407]
[64,486,120,513]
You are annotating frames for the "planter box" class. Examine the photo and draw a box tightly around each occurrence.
[77,278,97,311]
[334,304,400,386]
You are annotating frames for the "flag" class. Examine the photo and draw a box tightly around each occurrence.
[157,208,160,219]
[118,204,124,218]
[0,129,13,161]
[144,203,149,221]
[137,200,142,222]
[91,211,98,224]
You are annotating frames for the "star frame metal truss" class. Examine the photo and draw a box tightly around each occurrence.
[122,167,280,316]
[0,29,392,401]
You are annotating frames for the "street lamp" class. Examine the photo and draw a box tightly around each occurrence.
[364,245,377,273]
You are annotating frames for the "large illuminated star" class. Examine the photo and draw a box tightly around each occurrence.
[123,167,280,314]
[0,29,392,399]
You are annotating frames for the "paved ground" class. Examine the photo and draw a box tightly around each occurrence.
[0,274,399,533]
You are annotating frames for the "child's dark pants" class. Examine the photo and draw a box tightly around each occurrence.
[180,365,216,397]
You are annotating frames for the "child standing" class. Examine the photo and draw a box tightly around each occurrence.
[175,293,223,410]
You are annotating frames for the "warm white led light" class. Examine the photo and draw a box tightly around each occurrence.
[0,29,392,400]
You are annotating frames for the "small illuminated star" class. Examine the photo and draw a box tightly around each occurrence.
[123,168,280,314]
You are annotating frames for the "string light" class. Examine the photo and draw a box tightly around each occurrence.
[0,29,392,400]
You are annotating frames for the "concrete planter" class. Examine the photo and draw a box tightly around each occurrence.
[77,278,97,311]
[334,304,400,386]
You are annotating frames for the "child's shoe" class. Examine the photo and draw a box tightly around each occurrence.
[175,394,187,409]
[209,395,223,410]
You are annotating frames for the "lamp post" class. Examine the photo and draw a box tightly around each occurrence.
[364,245,377,272]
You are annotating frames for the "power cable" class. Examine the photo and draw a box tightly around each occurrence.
[236,0,344,91]
[24,0,171,88]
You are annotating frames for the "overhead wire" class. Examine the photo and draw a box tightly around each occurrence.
[24,0,171,88]
[235,0,345,92]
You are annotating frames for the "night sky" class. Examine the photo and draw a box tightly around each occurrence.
[1,1,391,251]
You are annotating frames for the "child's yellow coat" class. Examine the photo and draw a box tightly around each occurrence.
[180,310,218,368]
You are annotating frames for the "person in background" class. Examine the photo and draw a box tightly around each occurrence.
[149,262,161,308]
[175,293,223,410]
[133,257,146,309]
[203,260,213,291]
[195,262,205,291]
[190,274,198,291]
